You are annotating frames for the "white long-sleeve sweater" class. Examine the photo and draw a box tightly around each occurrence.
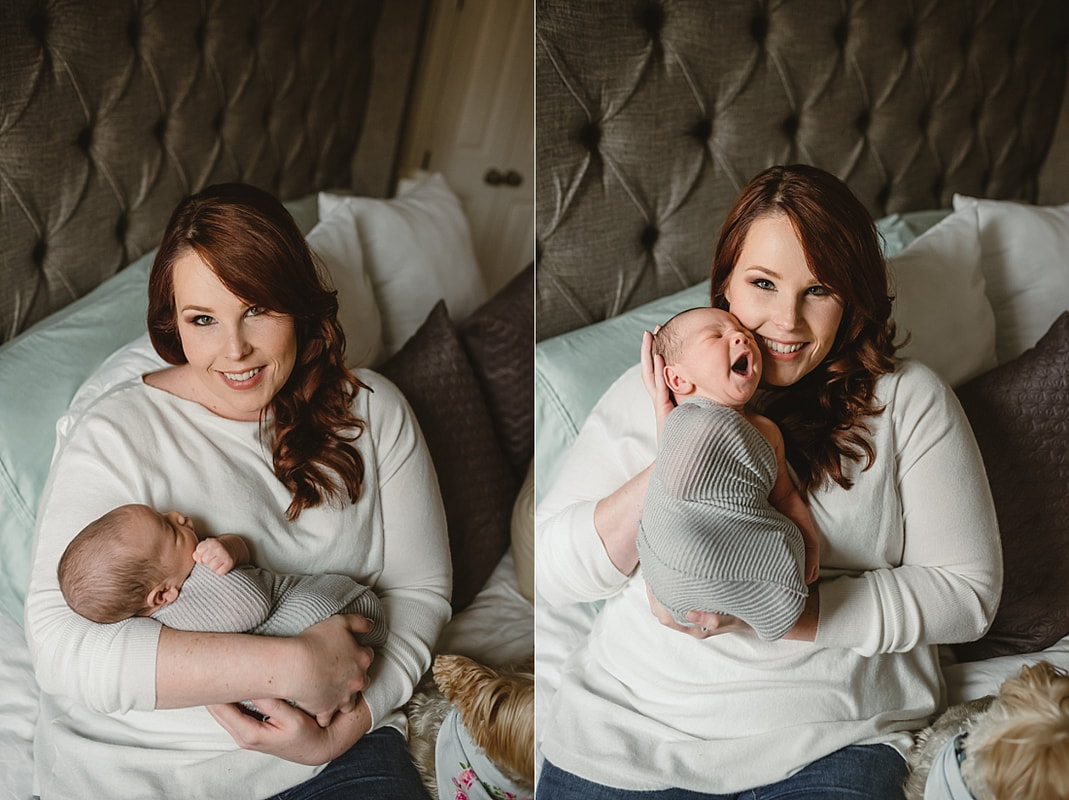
[24,370,452,800]
[535,358,1002,793]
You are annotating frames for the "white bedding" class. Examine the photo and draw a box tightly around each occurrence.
[0,548,533,800]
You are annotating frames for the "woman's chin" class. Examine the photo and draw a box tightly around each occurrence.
[761,362,807,388]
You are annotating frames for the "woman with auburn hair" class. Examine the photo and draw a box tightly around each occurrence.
[536,164,1002,798]
[26,183,451,799]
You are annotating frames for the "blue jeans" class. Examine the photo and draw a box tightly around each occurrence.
[265,726,430,800]
[538,744,907,799]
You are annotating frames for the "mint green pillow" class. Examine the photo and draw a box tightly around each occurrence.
[535,281,710,503]
[0,195,320,622]
[0,252,154,620]
[533,209,951,503]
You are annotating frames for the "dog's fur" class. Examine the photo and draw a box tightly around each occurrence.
[405,654,535,800]
[904,661,1069,799]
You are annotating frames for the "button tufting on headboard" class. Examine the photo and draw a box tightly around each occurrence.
[536,0,1069,340]
[0,0,429,344]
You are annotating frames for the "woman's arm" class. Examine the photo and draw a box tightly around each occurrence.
[536,364,659,606]
[354,373,452,727]
[754,414,820,585]
[25,398,381,719]
[155,613,375,717]
[812,361,1003,655]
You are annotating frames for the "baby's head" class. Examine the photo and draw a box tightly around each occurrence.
[653,307,761,408]
[58,504,200,623]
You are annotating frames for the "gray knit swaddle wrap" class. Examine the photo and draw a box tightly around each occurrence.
[152,563,388,648]
[638,397,807,641]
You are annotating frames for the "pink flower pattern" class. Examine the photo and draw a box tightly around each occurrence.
[450,761,531,800]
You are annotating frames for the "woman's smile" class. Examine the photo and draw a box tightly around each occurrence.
[170,250,297,420]
[723,214,844,387]
[761,337,806,357]
[219,366,266,387]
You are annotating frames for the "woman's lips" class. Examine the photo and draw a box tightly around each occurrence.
[219,366,265,389]
[762,337,806,359]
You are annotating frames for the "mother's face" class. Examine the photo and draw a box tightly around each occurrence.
[171,250,297,421]
[722,214,844,387]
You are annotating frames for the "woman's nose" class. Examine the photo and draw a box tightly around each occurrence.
[773,296,800,330]
[226,326,253,359]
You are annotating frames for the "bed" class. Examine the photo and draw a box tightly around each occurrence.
[535,0,1069,780]
[0,2,533,797]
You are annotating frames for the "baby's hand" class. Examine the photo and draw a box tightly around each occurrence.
[194,538,236,575]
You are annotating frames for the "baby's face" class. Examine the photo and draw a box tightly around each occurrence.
[134,507,200,587]
[673,308,762,407]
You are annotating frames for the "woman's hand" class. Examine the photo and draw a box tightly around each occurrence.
[641,328,674,439]
[206,695,372,766]
[287,614,375,724]
[644,582,752,639]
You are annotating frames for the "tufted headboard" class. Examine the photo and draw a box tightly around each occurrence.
[536,0,1069,340]
[0,0,428,344]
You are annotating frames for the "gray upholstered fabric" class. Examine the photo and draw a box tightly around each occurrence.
[536,0,1069,339]
[0,0,428,343]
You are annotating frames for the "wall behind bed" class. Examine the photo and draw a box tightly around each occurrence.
[0,0,429,344]
[535,0,1069,339]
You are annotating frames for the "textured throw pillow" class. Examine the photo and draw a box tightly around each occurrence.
[953,195,1069,365]
[379,300,516,612]
[511,460,535,605]
[951,311,1069,662]
[305,207,383,368]
[888,204,998,387]
[459,264,534,481]
[319,173,488,358]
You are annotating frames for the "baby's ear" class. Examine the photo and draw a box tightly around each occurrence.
[145,584,180,612]
[663,365,692,395]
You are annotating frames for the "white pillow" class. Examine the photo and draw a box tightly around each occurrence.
[889,203,998,387]
[318,173,488,357]
[306,208,383,368]
[953,194,1069,365]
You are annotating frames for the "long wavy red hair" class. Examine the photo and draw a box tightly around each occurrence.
[711,164,898,493]
[148,183,368,519]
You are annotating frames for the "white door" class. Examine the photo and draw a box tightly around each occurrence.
[404,0,534,296]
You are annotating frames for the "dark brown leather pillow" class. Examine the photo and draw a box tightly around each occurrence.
[951,311,1069,662]
[380,300,517,612]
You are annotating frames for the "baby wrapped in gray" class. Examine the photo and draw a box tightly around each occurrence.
[638,397,807,641]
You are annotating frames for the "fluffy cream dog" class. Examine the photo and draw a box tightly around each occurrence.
[904,661,1069,799]
[405,654,534,800]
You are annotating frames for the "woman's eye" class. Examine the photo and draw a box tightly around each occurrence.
[190,315,214,326]
[806,285,830,296]
[246,305,266,317]
[752,278,775,290]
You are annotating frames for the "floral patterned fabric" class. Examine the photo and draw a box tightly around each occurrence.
[435,707,531,800]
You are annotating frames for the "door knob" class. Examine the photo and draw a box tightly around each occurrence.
[484,168,524,187]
